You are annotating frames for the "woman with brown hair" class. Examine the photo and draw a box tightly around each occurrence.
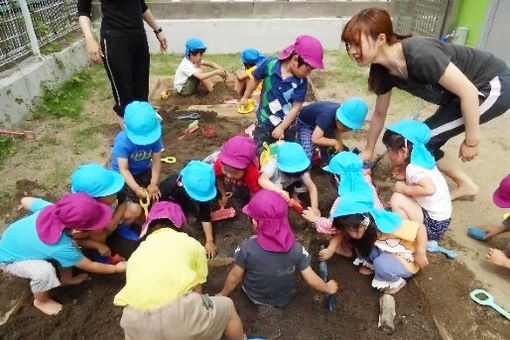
[341,8,510,200]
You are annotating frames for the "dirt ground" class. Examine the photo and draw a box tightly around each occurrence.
[1,65,510,339]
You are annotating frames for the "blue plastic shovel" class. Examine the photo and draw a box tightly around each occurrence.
[426,240,457,259]
[470,289,510,320]
[319,245,335,312]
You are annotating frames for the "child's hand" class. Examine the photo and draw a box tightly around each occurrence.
[205,241,217,259]
[278,190,290,201]
[394,181,407,194]
[97,244,111,257]
[325,280,339,295]
[271,125,285,140]
[239,97,248,107]
[486,248,510,267]
[147,183,161,201]
[319,247,334,261]
[310,207,321,217]
[135,187,148,199]
[333,140,343,152]
[114,261,127,273]
[218,195,230,208]
[302,208,320,223]
[414,251,429,268]
[484,225,508,239]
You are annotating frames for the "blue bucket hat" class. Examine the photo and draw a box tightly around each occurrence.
[123,101,162,145]
[185,38,207,57]
[180,160,217,202]
[386,119,435,170]
[277,142,311,173]
[241,49,265,65]
[336,97,369,130]
[323,151,373,196]
[71,163,125,198]
[330,192,402,234]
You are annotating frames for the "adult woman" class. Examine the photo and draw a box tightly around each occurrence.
[341,8,510,200]
[78,0,167,119]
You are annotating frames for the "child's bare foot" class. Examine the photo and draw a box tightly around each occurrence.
[450,182,479,201]
[486,248,510,269]
[358,266,374,275]
[61,273,89,286]
[386,280,406,294]
[33,298,62,315]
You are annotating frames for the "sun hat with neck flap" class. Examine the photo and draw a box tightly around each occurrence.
[242,190,296,253]
[139,201,186,238]
[278,35,324,69]
[36,193,112,245]
[218,135,258,169]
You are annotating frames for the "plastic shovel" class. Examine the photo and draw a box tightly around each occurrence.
[470,289,510,320]
[211,207,236,222]
[319,245,335,312]
[426,240,457,259]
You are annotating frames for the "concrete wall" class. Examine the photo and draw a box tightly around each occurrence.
[478,0,510,64]
[453,0,489,47]
[0,39,89,126]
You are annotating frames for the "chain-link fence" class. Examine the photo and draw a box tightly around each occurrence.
[0,0,79,70]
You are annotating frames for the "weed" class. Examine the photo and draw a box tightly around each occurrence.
[0,137,14,166]
[47,162,73,187]
[72,127,99,154]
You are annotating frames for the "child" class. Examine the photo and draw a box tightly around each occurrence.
[234,48,266,96]
[174,38,227,96]
[214,135,261,208]
[382,119,452,241]
[470,174,510,270]
[70,163,126,255]
[114,201,244,340]
[258,141,319,214]
[159,160,218,258]
[0,193,126,315]
[297,97,369,162]
[331,192,428,294]
[239,35,324,153]
[302,151,383,260]
[217,190,338,307]
[111,101,163,225]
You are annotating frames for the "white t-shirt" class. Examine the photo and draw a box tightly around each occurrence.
[261,157,309,189]
[174,58,198,92]
[406,163,452,221]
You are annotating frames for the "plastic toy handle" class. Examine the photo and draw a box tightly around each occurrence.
[470,289,494,306]
[437,245,457,259]
[467,228,487,240]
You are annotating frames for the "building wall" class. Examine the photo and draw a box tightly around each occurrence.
[453,0,489,47]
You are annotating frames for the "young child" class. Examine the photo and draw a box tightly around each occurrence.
[174,38,227,96]
[70,163,126,255]
[382,119,452,241]
[111,101,163,225]
[302,151,383,260]
[217,190,338,307]
[234,48,266,96]
[214,135,261,207]
[297,97,369,162]
[159,160,218,258]
[239,35,324,153]
[0,193,126,315]
[114,201,244,340]
[331,192,428,294]
[258,141,319,214]
[470,174,510,270]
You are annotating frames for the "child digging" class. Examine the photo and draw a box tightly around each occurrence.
[258,141,319,215]
[239,35,324,153]
[114,201,244,340]
[234,48,266,97]
[297,97,369,163]
[0,193,126,315]
[111,101,163,226]
[383,119,452,241]
[217,190,338,307]
[174,38,227,96]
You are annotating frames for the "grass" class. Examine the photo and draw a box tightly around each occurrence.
[0,137,14,166]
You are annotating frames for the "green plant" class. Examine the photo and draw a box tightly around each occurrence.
[0,137,14,166]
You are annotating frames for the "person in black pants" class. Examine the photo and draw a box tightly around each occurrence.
[78,0,167,121]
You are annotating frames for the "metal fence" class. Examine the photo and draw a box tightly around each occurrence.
[393,0,453,38]
[0,0,79,70]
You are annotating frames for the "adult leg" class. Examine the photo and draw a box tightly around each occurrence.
[131,37,150,103]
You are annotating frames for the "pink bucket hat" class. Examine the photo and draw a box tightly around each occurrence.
[36,193,112,245]
[140,201,186,238]
[218,135,258,169]
[278,35,324,69]
[493,174,510,208]
[242,190,295,253]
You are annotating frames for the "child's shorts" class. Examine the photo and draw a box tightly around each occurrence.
[120,292,233,340]
[254,122,296,156]
[0,260,61,293]
[422,209,451,241]
[179,76,200,97]
[118,169,152,203]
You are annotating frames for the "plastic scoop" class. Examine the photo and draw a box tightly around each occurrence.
[470,289,510,320]
[426,240,457,259]
[288,198,304,214]
[237,99,255,114]
[467,228,487,240]
[211,207,236,222]
[319,245,335,312]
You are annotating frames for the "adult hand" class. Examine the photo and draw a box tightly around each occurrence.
[459,141,478,162]
[85,37,103,63]
[301,207,320,223]
[271,125,285,140]
[147,183,161,201]
[326,280,339,295]
[156,32,168,51]
[414,251,429,268]
[205,241,217,259]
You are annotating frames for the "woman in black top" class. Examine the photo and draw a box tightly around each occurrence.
[78,0,167,119]
[341,8,510,200]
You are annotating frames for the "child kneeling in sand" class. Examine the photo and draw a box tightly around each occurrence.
[114,201,244,340]
[0,193,126,315]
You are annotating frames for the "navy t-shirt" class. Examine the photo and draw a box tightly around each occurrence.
[298,101,340,137]
[234,237,311,307]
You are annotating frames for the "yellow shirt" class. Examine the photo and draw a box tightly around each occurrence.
[246,66,263,93]
[113,228,208,309]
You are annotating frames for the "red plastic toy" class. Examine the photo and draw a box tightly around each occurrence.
[288,198,304,214]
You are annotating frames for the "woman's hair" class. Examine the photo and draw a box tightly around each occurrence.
[341,8,412,94]
[333,213,377,258]
[382,129,414,160]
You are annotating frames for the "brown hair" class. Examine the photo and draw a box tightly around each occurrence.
[341,8,412,94]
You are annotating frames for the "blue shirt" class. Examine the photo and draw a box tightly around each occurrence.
[253,58,308,125]
[298,101,341,138]
[110,130,163,175]
[0,198,84,267]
